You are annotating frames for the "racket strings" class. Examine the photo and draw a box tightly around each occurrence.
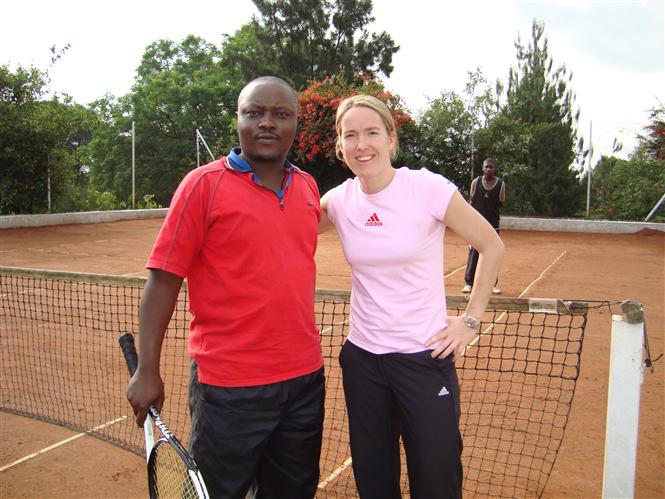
[150,442,201,499]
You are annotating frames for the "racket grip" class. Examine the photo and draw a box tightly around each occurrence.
[119,333,139,376]
[143,417,154,461]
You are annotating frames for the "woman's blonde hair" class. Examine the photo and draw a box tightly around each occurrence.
[335,94,399,163]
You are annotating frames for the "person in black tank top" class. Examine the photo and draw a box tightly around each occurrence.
[463,158,506,294]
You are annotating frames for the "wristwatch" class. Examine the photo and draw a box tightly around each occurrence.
[461,313,481,331]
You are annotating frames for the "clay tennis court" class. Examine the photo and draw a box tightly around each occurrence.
[0,217,663,498]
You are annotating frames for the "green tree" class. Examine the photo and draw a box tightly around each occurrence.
[588,155,665,221]
[80,94,134,203]
[477,21,585,216]
[634,100,665,161]
[85,36,240,206]
[133,36,239,205]
[417,91,475,189]
[585,105,665,221]
[221,0,399,89]
[416,69,497,192]
[0,64,95,214]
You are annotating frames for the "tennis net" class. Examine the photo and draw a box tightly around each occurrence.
[0,267,587,498]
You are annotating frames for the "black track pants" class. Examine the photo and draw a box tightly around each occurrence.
[188,362,325,499]
[340,341,463,499]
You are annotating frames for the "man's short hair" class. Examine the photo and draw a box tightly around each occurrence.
[238,76,298,107]
[483,158,498,167]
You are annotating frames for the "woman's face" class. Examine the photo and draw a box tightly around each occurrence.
[338,106,395,179]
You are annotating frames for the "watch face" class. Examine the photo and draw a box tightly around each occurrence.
[464,315,480,329]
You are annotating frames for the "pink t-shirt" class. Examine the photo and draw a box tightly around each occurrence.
[326,167,457,354]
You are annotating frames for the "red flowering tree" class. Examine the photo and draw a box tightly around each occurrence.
[290,75,415,193]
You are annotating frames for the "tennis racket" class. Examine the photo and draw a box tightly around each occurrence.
[119,333,209,499]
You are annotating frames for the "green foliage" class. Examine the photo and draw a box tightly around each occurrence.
[79,94,130,199]
[415,69,497,192]
[588,155,665,221]
[633,100,665,161]
[291,76,413,193]
[221,0,399,89]
[476,20,584,216]
[586,107,665,221]
[417,91,475,189]
[139,194,162,209]
[133,36,238,204]
[84,36,239,206]
[0,64,95,214]
[57,186,122,212]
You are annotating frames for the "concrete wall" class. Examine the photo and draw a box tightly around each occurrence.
[0,209,168,229]
[502,216,664,233]
[1,210,662,233]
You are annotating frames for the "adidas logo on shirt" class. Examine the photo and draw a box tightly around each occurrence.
[438,386,450,397]
[365,213,383,227]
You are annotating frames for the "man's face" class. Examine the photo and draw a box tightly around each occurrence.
[237,81,298,164]
[483,162,497,179]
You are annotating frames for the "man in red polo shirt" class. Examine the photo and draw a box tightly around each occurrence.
[126,76,324,499]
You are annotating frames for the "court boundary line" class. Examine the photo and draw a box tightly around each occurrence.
[445,264,466,278]
[320,319,348,335]
[468,250,568,347]
[0,416,127,472]
[317,317,350,490]
[318,457,353,489]
[516,251,568,299]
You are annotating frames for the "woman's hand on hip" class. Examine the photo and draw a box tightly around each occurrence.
[425,316,478,360]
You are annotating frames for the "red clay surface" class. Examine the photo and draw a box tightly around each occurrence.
[0,219,663,498]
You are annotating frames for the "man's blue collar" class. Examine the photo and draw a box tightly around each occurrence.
[227,147,298,172]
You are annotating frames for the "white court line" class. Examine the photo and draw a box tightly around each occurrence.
[0,289,47,299]
[444,265,466,278]
[318,457,353,489]
[0,415,127,472]
[320,319,349,335]
[515,251,568,299]
[466,250,568,349]
[317,318,351,489]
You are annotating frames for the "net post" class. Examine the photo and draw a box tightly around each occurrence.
[602,300,645,499]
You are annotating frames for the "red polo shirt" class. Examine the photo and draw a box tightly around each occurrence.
[147,153,323,386]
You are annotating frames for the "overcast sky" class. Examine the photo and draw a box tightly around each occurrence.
[2,0,663,163]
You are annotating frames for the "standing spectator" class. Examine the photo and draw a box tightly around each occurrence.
[319,94,504,499]
[463,157,506,294]
[126,76,325,499]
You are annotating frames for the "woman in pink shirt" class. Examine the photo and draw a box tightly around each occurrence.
[319,95,504,499]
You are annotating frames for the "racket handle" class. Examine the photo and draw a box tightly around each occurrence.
[246,481,258,499]
[119,332,139,376]
[143,417,154,461]
[119,333,155,460]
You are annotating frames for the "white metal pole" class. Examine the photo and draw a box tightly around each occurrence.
[586,121,592,218]
[131,121,136,210]
[196,129,216,163]
[644,192,665,222]
[602,301,644,499]
[196,130,201,168]
[470,134,474,185]
[47,162,51,212]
